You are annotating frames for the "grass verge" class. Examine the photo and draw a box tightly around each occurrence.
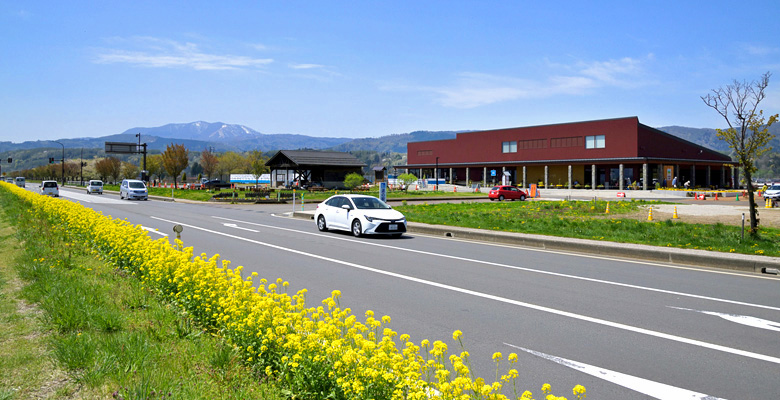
[0,194,283,399]
[396,199,780,257]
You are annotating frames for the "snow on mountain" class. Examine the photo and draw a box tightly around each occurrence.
[120,121,262,142]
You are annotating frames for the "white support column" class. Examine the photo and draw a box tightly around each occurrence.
[619,164,624,191]
[466,167,470,186]
[449,167,453,184]
[568,165,572,190]
[591,164,597,189]
[483,167,487,187]
[522,166,527,189]
[544,165,549,189]
[643,163,649,190]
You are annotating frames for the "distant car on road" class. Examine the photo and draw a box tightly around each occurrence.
[15,177,25,188]
[315,194,406,237]
[764,184,780,199]
[203,179,232,189]
[86,180,103,195]
[39,180,59,197]
[119,179,148,200]
[488,185,528,201]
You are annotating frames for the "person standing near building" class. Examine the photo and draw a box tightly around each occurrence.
[672,176,678,188]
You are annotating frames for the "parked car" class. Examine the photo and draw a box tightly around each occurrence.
[315,194,406,237]
[488,185,528,201]
[39,180,59,197]
[764,184,780,199]
[15,177,25,188]
[203,179,232,189]
[119,179,148,200]
[86,180,103,195]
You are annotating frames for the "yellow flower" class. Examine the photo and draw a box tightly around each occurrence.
[452,330,463,340]
[542,383,551,393]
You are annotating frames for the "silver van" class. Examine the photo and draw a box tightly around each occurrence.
[15,177,25,188]
[119,179,148,200]
[86,180,103,195]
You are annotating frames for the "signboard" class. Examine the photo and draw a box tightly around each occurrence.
[379,182,387,203]
[491,169,496,176]
[105,142,139,154]
[617,192,626,197]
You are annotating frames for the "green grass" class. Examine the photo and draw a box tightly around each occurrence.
[0,193,284,399]
[395,199,780,257]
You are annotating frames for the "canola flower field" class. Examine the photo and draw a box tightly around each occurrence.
[0,182,585,400]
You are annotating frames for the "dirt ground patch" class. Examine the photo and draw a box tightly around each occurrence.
[621,201,780,227]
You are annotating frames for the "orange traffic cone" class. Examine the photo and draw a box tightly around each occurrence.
[454,186,457,192]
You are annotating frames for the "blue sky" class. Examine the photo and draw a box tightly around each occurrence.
[1,1,779,143]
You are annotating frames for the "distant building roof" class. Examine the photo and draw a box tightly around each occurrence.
[372,166,387,171]
[266,150,366,168]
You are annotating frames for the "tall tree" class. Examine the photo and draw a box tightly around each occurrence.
[702,71,779,234]
[161,144,190,189]
[146,154,166,183]
[122,161,139,180]
[95,157,122,183]
[200,148,219,180]
[216,151,246,180]
[247,150,269,186]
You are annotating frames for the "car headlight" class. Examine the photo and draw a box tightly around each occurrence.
[364,216,375,222]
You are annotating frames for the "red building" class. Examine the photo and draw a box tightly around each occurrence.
[401,117,735,190]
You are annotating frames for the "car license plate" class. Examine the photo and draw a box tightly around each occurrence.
[388,224,398,231]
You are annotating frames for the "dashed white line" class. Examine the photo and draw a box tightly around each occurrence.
[669,306,780,332]
[141,226,168,237]
[505,345,726,400]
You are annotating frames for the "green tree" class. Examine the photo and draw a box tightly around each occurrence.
[95,157,121,183]
[396,173,418,191]
[343,172,365,189]
[161,143,189,189]
[247,150,269,187]
[122,161,139,180]
[702,71,779,234]
[215,151,246,180]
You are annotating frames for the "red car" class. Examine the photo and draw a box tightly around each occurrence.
[488,185,528,201]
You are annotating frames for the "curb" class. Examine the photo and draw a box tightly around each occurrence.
[291,211,779,274]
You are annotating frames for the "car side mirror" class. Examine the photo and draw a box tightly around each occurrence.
[341,204,352,210]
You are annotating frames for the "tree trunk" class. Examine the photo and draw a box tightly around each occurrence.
[743,168,759,234]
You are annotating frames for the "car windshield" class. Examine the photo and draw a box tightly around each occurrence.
[129,182,146,189]
[770,185,780,191]
[352,197,391,210]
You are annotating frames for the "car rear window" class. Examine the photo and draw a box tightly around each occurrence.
[491,186,500,190]
[43,182,57,188]
[91,181,102,186]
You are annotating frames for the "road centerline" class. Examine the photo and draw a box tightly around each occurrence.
[151,215,780,366]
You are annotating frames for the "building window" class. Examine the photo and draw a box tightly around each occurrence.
[502,141,517,153]
[518,139,547,150]
[551,136,584,148]
[417,150,433,156]
[585,135,605,149]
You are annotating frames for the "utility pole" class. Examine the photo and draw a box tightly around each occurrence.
[136,133,148,181]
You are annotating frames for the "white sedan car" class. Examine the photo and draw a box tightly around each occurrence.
[315,194,407,237]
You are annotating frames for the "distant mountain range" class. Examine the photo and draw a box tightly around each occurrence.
[3,120,778,156]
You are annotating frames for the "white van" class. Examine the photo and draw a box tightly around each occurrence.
[15,177,25,188]
[119,179,148,200]
[86,180,103,195]
[40,180,59,197]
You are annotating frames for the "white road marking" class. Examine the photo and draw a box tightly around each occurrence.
[505,345,726,400]
[669,306,780,332]
[152,215,780,366]
[213,215,780,312]
[223,223,259,232]
[59,189,134,205]
[141,226,168,237]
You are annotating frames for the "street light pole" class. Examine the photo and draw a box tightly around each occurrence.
[52,141,64,185]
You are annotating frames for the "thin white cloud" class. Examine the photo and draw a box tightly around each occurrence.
[95,37,273,70]
[289,63,326,70]
[741,44,779,56]
[401,55,652,108]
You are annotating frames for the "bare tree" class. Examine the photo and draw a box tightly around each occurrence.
[702,71,779,234]
[95,157,122,183]
[200,148,219,180]
[161,143,189,189]
[247,150,269,187]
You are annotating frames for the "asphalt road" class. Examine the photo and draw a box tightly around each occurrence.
[37,187,780,399]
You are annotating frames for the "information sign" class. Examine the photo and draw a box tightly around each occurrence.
[379,182,387,202]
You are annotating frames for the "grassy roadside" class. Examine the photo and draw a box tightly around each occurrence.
[0,195,283,399]
[395,199,780,257]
